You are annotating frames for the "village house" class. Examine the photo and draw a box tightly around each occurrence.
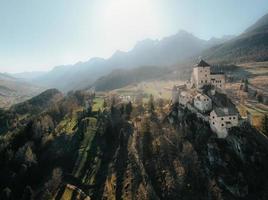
[119,95,132,103]
[209,107,239,138]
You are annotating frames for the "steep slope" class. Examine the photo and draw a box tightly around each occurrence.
[11,88,63,115]
[0,90,90,199]
[35,31,225,92]
[1,91,268,199]
[204,13,268,63]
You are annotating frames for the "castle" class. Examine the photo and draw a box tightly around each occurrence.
[172,60,239,138]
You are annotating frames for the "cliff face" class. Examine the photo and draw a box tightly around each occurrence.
[57,104,268,200]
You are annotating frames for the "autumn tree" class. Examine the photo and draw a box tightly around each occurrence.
[15,144,37,166]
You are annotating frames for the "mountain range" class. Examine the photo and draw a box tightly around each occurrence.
[8,13,268,93]
[28,31,232,92]
[203,13,268,63]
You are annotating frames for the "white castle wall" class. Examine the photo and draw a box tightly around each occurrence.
[209,110,239,138]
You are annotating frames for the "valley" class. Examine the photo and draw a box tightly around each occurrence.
[1,6,268,200]
[0,73,44,109]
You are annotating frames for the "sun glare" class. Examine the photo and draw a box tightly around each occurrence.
[98,0,161,51]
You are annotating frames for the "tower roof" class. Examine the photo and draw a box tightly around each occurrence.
[197,59,210,67]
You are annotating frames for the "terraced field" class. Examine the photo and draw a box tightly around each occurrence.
[72,117,98,179]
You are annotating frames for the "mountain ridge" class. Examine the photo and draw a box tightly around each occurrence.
[33,30,230,92]
[203,13,268,63]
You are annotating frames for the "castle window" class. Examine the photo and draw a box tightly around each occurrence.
[205,80,207,83]
[213,122,215,125]
[201,80,203,83]
[229,117,232,120]
[220,85,222,87]
[233,117,236,119]
[212,116,215,119]
[221,118,224,120]
[222,124,224,126]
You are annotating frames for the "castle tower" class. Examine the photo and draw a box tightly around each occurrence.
[191,60,211,89]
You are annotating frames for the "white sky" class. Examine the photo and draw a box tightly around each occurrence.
[0,0,268,73]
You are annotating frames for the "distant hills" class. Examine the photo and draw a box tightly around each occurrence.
[7,13,268,93]
[93,66,172,91]
[12,71,46,81]
[203,13,268,63]
[32,31,230,92]
[11,88,62,115]
[0,73,43,108]
[94,13,268,91]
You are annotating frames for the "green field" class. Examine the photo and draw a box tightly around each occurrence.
[92,97,104,112]
[114,80,184,101]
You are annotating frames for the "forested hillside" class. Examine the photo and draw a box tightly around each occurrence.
[1,90,268,199]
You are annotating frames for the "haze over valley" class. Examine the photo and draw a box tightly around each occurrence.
[1,1,268,200]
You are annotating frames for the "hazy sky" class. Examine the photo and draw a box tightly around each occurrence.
[0,0,268,73]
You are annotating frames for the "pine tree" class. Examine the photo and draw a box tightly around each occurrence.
[126,101,133,116]
[120,104,125,115]
[262,114,268,136]
[148,94,155,113]
[243,78,249,92]
[22,186,33,200]
[103,100,107,108]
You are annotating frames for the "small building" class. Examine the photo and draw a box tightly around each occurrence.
[209,107,239,138]
[119,95,132,103]
[179,91,194,107]
[194,93,212,113]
